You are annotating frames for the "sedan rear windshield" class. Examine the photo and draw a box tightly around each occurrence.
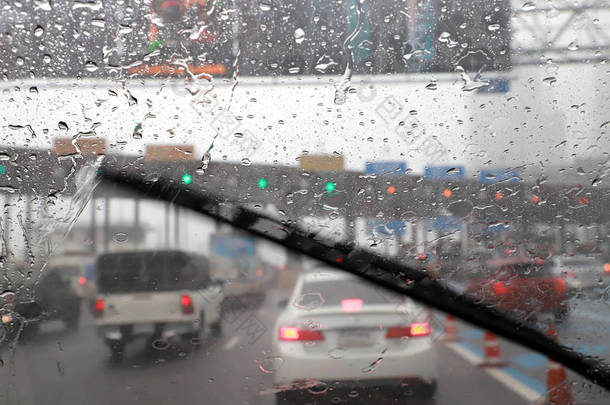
[300,279,402,307]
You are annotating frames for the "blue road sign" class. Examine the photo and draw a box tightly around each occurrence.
[211,234,255,258]
[487,222,511,232]
[425,216,462,232]
[365,161,407,176]
[423,165,465,179]
[479,169,520,184]
[365,219,406,237]
[477,79,510,93]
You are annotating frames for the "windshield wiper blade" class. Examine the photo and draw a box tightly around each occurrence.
[98,165,610,391]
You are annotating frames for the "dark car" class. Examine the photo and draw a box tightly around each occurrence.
[34,265,83,330]
[465,257,569,322]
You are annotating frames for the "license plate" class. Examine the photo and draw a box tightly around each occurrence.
[338,329,373,347]
[133,324,155,335]
[131,294,153,300]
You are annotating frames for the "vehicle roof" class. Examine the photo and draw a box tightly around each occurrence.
[299,268,358,283]
[47,254,94,267]
[97,249,204,259]
[485,256,549,268]
[554,255,601,263]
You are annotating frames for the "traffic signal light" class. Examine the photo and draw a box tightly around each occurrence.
[0,165,5,175]
[257,177,268,189]
[443,188,452,198]
[325,181,336,192]
[387,185,396,194]
[181,173,192,185]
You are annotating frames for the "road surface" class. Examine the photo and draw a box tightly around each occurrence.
[1,287,608,405]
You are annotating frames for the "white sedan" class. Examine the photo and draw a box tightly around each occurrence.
[272,269,437,403]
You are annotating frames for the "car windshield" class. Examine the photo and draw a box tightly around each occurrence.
[1,0,609,404]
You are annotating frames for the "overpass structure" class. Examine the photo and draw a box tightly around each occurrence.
[0,145,607,266]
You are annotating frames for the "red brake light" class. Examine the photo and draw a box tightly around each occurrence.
[554,278,566,292]
[279,327,300,340]
[410,322,430,337]
[78,276,87,285]
[341,298,363,313]
[94,298,104,316]
[279,327,324,341]
[181,294,194,314]
[386,322,430,339]
[493,281,510,295]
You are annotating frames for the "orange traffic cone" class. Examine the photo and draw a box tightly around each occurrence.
[443,315,460,341]
[541,327,573,405]
[480,331,506,367]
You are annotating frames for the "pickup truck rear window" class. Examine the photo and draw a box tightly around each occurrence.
[97,252,209,293]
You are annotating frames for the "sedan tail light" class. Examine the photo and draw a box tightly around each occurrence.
[493,281,510,295]
[386,322,430,339]
[554,278,566,292]
[279,327,324,341]
[181,294,194,314]
[94,298,104,317]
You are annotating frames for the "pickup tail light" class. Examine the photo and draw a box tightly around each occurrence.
[386,322,430,339]
[279,327,324,341]
[94,298,104,316]
[181,294,194,314]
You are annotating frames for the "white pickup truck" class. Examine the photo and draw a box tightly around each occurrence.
[92,250,224,359]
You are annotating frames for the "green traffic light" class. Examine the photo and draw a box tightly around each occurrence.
[325,182,336,192]
[257,177,268,189]
[181,173,192,185]
[0,165,6,175]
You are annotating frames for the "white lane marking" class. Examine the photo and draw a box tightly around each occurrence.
[445,342,543,403]
[570,309,609,323]
[223,335,241,351]
[485,368,542,403]
[447,341,480,363]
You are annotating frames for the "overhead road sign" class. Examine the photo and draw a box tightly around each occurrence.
[299,154,344,172]
[365,161,407,176]
[479,169,520,184]
[424,165,466,179]
[53,137,106,157]
[365,219,406,237]
[145,144,195,161]
[425,216,462,232]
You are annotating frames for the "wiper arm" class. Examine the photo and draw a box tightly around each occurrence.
[98,165,610,391]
